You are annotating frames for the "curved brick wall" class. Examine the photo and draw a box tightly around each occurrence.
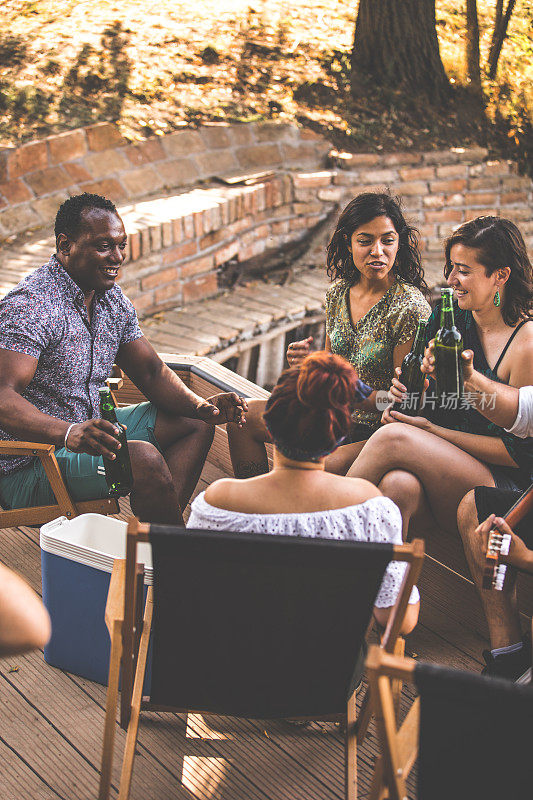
[117,155,532,317]
[0,121,329,241]
[118,174,333,316]
[1,121,531,320]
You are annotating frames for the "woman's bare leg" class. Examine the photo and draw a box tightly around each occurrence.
[227,398,270,478]
[457,490,521,649]
[347,423,495,535]
[377,469,427,540]
[325,441,368,475]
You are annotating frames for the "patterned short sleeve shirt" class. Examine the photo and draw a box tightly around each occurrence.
[326,279,431,429]
[0,255,143,475]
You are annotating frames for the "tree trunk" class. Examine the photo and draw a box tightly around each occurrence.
[466,0,482,93]
[489,0,504,65]
[351,0,450,103]
[488,0,517,79]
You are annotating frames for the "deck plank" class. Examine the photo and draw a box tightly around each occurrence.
[0,524,42,592]
[0,648,199,800]
[161,310,241,341]
[2,509,351,800]
[0,382,513,800]
[0,662,105,800]
[69,673,338,800]
[0,737,63,800]
[0,514,483,800]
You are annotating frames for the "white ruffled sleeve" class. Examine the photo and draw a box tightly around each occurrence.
[187,492,222,529]
[364,498,420,608]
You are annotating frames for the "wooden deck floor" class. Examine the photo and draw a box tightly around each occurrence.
[0,455,495,800]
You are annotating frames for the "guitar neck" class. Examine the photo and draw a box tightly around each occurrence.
[482,483,533,591]
[504,483,533,527]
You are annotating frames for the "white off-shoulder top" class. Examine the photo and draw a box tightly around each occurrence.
[188,493,419,608]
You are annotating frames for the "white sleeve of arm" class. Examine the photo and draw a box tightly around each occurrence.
[505,385,533,438]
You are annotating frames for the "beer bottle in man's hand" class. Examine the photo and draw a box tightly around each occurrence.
[434,288,463,405]
[393,319,427,414]
[98,387,133,498]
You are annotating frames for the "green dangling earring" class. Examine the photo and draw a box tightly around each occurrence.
[494,289,501,307]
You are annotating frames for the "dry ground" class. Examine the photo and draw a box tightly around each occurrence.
[0,1,531,166]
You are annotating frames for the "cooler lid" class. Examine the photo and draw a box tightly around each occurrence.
[40,514,153,584]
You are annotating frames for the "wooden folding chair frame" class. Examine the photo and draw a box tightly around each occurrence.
[354,537,424,744]
[98,518,425,800]
[366,646,418,800]
[368,621,533,800]
[0,441,118,527]
[0,374,124,528]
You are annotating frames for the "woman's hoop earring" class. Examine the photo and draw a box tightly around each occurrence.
[493,289,501,307]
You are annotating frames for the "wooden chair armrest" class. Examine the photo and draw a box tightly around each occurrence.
[0,441,55,455]
[382,540,424,653]
[396,698,420,774]
[105,559,126,633]
[107,365,124,391]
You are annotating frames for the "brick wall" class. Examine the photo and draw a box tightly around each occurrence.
[122,149,531,317]
[119,175,333,317]
[326,148,533,282]
[0,121,330,240]
[1,122,531,318]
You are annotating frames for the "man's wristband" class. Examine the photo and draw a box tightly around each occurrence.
[64,423,76,452]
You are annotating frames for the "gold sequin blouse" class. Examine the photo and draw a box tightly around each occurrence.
[326,279,431,429]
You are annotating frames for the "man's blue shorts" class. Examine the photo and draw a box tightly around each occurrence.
[0,402,160,509]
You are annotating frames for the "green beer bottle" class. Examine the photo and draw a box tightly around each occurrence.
[392,319,427,414]
[434,288,463,405]
[98,387,133,498]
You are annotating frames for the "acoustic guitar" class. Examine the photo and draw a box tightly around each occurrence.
[482,483,533,590]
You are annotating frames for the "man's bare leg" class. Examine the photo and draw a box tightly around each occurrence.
[154,412,214,511]
[128,441,183,524]
[457,490,522,649]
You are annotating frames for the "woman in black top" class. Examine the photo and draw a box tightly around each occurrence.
[346,216,533,540]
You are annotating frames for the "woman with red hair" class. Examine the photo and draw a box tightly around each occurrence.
[188,352,420,636]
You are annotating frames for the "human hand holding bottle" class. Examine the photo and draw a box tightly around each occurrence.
[382,367,430,424]
[422,339,475,382]
[64,419,124,459]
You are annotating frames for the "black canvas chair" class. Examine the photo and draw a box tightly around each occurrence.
[367,645,533,800]
[98,518,424,800]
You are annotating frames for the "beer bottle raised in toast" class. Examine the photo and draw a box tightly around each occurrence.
[392,319,427,414]
[434,288,463,405]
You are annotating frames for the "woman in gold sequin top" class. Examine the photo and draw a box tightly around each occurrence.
[227,193,431,479]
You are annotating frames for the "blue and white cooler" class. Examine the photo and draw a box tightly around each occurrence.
[40,513,152,686]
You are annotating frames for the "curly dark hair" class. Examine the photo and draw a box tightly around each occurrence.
[444,216,533,326]
[326,192,428,296]
[54,192,118,243]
